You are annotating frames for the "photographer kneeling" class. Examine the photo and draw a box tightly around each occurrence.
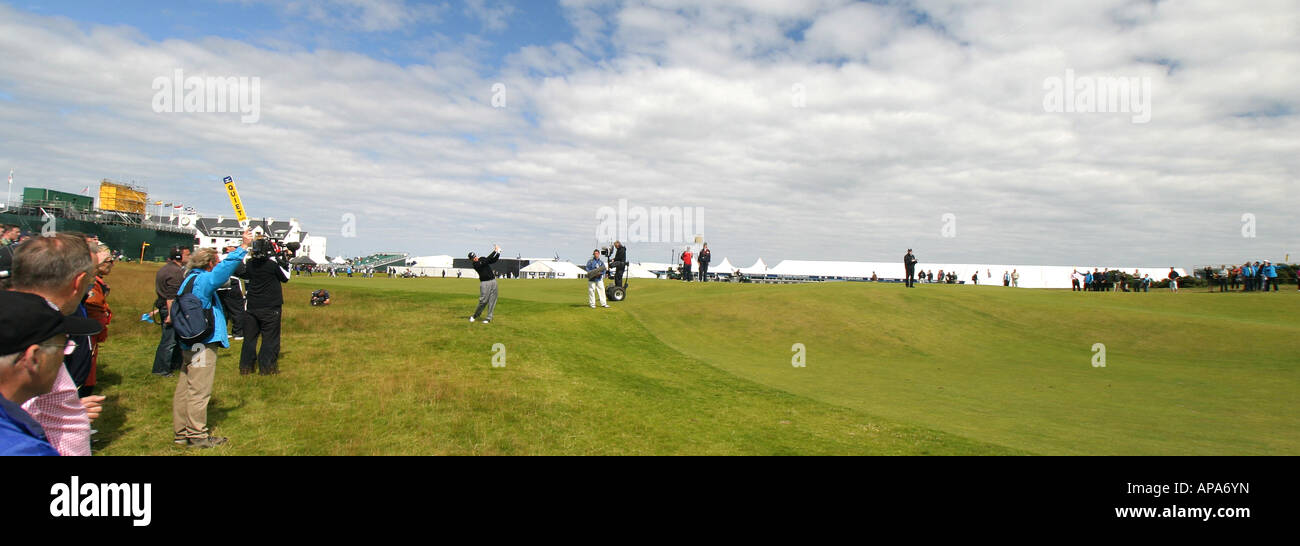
[237,238,290,376]
[310,289,331,306]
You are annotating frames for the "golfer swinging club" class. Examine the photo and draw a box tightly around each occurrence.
[469,244,501,324]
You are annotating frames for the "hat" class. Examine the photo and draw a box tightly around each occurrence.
[0,292,102,354]
[467,252,477,259]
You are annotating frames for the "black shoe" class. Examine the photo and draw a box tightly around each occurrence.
[240,368,253,375]
[154,372,173,378]
[259,369,279,376]
[188,437,228,449]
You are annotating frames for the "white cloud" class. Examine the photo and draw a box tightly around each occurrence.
[0,1,1297,266]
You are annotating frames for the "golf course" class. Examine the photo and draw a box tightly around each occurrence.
[91,263,1299,456]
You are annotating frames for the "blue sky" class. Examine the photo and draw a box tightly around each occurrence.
[23,0,577,69]
[0,0,1296,266]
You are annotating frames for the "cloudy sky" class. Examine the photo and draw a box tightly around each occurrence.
[0,0,1296,266]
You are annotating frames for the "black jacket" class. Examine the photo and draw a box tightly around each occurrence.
[904,253,917,269]
[473,251,500,281]
[614,246,627,264]
[239,257,290,309]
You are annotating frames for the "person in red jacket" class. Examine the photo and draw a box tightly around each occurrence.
[81,245,114,398]
[680,248,693,282]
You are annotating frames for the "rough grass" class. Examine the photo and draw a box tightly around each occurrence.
[90,265,1297,455]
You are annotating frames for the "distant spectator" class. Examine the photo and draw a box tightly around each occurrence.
[1167,267,1179,292]
[1011,269,1019,288]
[680,249,693,282]
[902,250,917,287]
[1260,260,1277,291]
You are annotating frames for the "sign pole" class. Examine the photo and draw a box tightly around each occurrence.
[223,175,249,229]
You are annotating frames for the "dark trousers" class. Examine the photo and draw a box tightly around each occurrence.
[699,262,709,282]
[683,264,692,281]
[905,268,915,287]
[152,314,182,375]
[240,306,282,374]
[1072,279,1080,291]
[614,264,626,286]
[219,290,246,336]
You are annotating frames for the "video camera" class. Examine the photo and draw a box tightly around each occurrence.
[251,237,301,262]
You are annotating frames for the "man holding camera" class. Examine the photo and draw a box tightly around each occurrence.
[612,241,627,287]
[586,249,610,309]
[237,238,290,375]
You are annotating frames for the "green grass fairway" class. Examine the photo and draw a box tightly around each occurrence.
[91,264,1298,455]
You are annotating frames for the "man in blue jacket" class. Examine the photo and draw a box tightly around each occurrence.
[173,231,251,448]
[1262,260,1278,292]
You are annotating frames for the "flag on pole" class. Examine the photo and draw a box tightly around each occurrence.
[81,187,89,195]
[7,170,12,185]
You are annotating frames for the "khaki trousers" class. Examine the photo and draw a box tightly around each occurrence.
[173,344,218,440]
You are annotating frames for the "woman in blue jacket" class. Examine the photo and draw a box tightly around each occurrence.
[173,231,251,449]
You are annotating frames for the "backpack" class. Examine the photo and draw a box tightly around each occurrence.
[172,271,214,344]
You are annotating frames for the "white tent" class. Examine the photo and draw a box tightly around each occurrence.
[409,255,454,268]
[714,257,736,273]
[739,258,769,275]
[626,262,661,279]
[520,260,587,279]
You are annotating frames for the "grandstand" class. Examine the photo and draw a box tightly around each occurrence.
[341,252,409,270]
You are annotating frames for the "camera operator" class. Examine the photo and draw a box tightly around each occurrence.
[612,241,627,286]
[236,238,290,375]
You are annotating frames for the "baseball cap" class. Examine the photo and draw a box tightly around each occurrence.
[0,292,102,354]
[468,252,477,259]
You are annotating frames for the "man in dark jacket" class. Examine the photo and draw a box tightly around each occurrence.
[217,246,247,340]
[612,241,627,287]
[236,239,290,375]
[904,249,918,288]
[151,246,190,377]
[469,245,501,324]
[697,243,711,282]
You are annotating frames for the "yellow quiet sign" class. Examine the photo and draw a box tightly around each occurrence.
[222,176,248,225]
